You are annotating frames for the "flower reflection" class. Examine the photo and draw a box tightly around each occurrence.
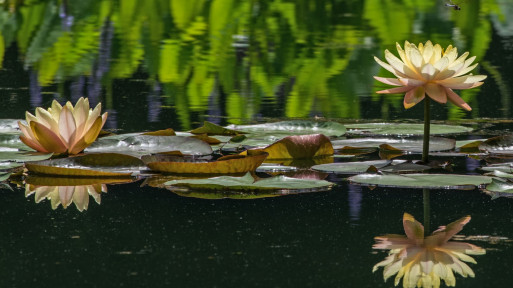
[25,183,106,212]
[373,213,485,288]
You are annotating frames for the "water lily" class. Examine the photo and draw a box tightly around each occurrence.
[372,213,485,288]
[18,97,107,155]
[374,40,486,111]
[373,41,486,162]
[25,183,106,212]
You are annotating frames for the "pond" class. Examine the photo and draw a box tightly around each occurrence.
[1,0,513,287]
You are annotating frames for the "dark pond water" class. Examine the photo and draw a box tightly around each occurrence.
[1,0,513,287]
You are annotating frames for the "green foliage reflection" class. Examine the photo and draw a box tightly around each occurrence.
[0,0,504,129]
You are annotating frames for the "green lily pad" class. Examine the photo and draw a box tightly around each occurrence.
[256,164,299,173]
[312,160,392,174]
[227,120,346,136]
[378,137,455,153]
[85,135,213,156]
[0,151,53,162]
[0,119,22,133]
[348,173,493,189]
[345,123,472,136]
[312,160,430,174]
[0,133,34,151]
[164,172,334,193]
[25,153,145,177]
[479,135,513,155]
[0,172,11,182]
[480,163,513,173]
[484,178,513,194]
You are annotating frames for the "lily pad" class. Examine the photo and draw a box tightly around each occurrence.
[312,160,430,174]
[164,172,334,193]
[143,150,268,174]
[348,173,493,189]
[345,123,472,136]
[379,137,455,153]
[0,172,11,182]
[227,120,346,136]
[480,163,513,173]
[484,178,513,194]
[191,121,243,136]
[242,134,333,160]
[479,135,513,155]
[312,160,392,174]
[256,164,299,173]
[0,133,34,151]
[0,119,22,133]
[25,153,145,177]
[85,135,213,156]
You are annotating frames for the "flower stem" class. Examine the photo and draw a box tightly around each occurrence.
[422,97,431,163]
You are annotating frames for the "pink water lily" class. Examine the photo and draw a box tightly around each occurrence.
[374,41,486,111]
[18,97,108,155]
[373,213,485,288]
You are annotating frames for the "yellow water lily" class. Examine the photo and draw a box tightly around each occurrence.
[25,183,106,212]
[372,213,485,288]
[18,97,108,154]
[374,41,486,111]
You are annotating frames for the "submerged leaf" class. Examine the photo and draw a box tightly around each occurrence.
[143,150,268,174]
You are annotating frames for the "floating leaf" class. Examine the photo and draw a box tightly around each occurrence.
[85,135,213,156]
[0,172,11,182]
[189,134,221,145]
[348,173,492,189]
[0,119,23,133]
[142,128,176,136]
[256,164,299,173]
[484,178,513,194]
[0,133,34,151]
[25,153,145,177]
[480,163,513,173]
[312,160,392,174]
[143,150,268,174]
[345,123,472,136]
[479,135,513,155]
[164,172,334,193]
[190,121,243,135]
[0,151,53,162]
[228,120,346,136]
[243,134,333,160]
[379,137,455,153]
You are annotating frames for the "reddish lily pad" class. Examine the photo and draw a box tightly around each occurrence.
[190,121,243,136]
[142,150,268,174]
[242,134,333,160]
